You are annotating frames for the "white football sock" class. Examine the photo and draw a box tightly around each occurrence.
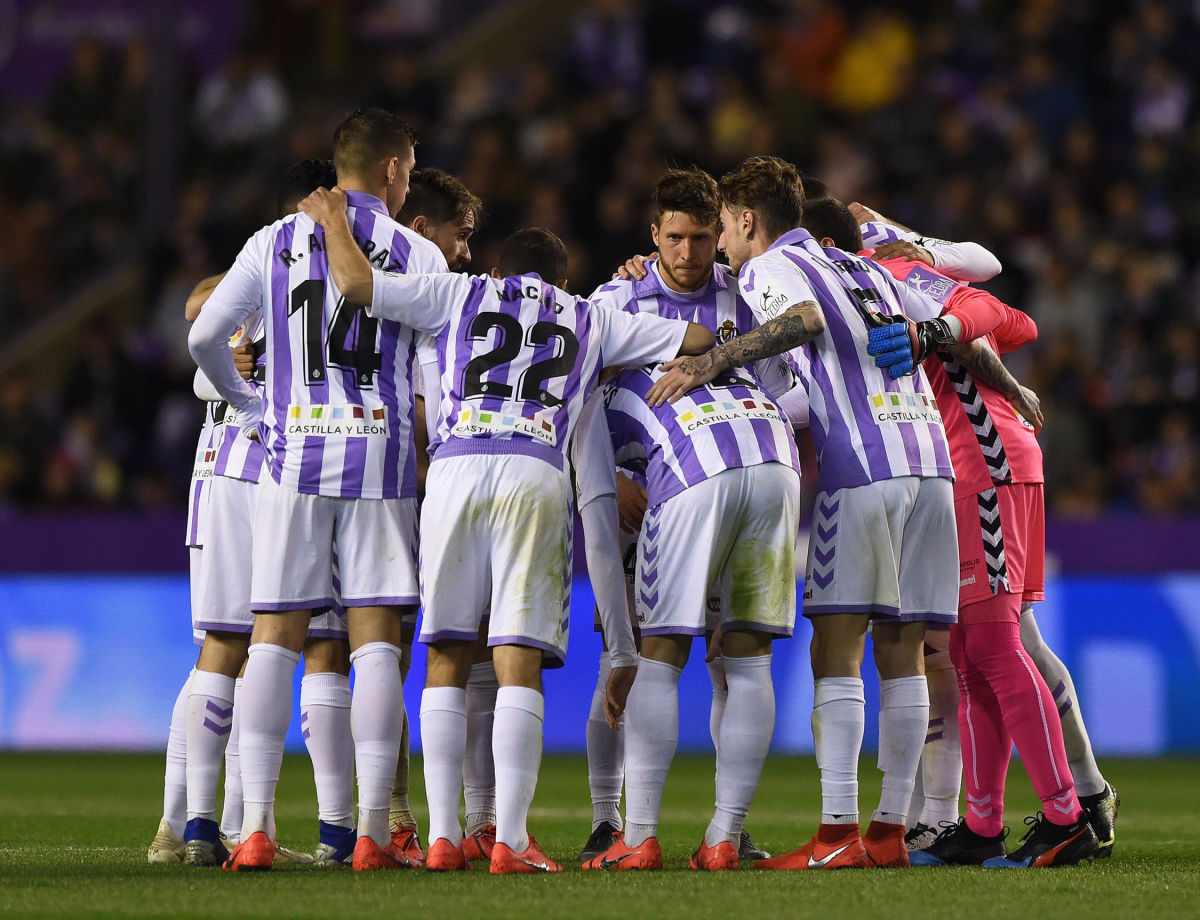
[874,676,929,826]
[464,660,499,833]
[162,670,192,837]
[349,642,405,847]
[239,644,300,841]
[707,657,727,752]
[586,652,623,831]
[1020,607,1106,797]
[300,671,355,828]
[707,653,774,848]
[391,644,416,829]
[185,668,236,822]
[493,685,545,853]
[813,676,865,825]
[220,677,244,841]
[919,643,962,827]
[421,686,467,845]
[623,657,682,846]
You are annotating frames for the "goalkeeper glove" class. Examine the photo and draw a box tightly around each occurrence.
[867,316,957,378]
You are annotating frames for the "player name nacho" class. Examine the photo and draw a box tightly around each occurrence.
[869,392,943,425]
[453,406,557,445]
[286,404,389,436]
[677,400,782,432]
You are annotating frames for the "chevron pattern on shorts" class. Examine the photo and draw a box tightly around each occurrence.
[809,495,839,590]
[977,487,1010,594]
[638,506,662,612]
[940,355,1011,484]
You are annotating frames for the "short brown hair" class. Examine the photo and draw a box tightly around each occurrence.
[652,168,720,228]
[332,108,416,180]
[498,228,568,284]
[800,197,864,252]
[718,156,805,239]
[396,168,483,228]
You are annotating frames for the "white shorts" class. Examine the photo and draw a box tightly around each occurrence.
[195,476,256,635]
[189,546,205,646]
[419,453,572,666]
[802,476,957,623]
[636,464,801,638]
[251,474,419,613]
[593,511,723,635]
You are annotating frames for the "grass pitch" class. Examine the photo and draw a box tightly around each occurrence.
[0,752,1196,920]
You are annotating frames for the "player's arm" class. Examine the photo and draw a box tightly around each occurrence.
[188,236,268,433]
[948,339,1043,432]
[852,201,1001,282]
[572,397,638,726]
[646,301,824,406]
[185,272,228,322]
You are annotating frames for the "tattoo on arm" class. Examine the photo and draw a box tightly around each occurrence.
[716,301,824,368]
[952,341,1019,397]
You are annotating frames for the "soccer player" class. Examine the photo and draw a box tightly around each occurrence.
[854,202,1120,857]
[580,166,795,863]
[648,156,958,871]
[147,396,223,864]
[825,202,1102,866]
[189,108,447,872]
[395,168,498,860]
[299,187,713,873]
[582,360,802,871]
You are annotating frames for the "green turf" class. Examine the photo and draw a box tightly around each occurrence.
[0,752,1196,919]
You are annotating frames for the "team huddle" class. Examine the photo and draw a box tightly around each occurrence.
[147,107,1118,875]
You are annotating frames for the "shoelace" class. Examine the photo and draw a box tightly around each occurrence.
[1015,812,1047,845]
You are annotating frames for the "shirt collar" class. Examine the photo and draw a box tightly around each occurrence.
[767,226,816,252]
[344,189,389,216]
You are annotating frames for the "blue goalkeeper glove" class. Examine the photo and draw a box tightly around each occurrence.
[867,316,957,378]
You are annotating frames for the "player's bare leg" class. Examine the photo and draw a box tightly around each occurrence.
[694,629,775,871]
[225,609,310,871]
[421,639,476,871]
[183,631,249,866]
[489,643,562,873]
[345,605,412,870]
[301,636,355,865]
[1020,604,1118,856]
[906,627,961,851]
[387,633,425,862]
[586,634,688,871]
[865,620,928,867]
[462,630,498,860]
[760,613,871,870]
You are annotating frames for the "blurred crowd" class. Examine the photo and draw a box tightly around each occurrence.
[0,0,1197,516]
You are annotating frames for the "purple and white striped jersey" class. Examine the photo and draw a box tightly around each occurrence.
[185,401,225,547]
[589,260,756,341]
[195,190,448,499]
[740,228,953,492]
[590,260,797,399]
[213,316,266,484]
[603,364,800,507]
[366,271,690,469]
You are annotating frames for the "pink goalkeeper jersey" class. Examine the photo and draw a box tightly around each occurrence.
[874,254,1043,495]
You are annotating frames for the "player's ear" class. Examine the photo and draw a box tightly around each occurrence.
[650,223,660,247]
[411,215,427,236]
[385,156,398,185]
[557,278,569,291]
[490,266,502,279]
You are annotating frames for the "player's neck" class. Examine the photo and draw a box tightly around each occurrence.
[338,178,387,206]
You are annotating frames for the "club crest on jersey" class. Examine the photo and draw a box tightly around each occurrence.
[716,319,737,344]
[285,404,389,437]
